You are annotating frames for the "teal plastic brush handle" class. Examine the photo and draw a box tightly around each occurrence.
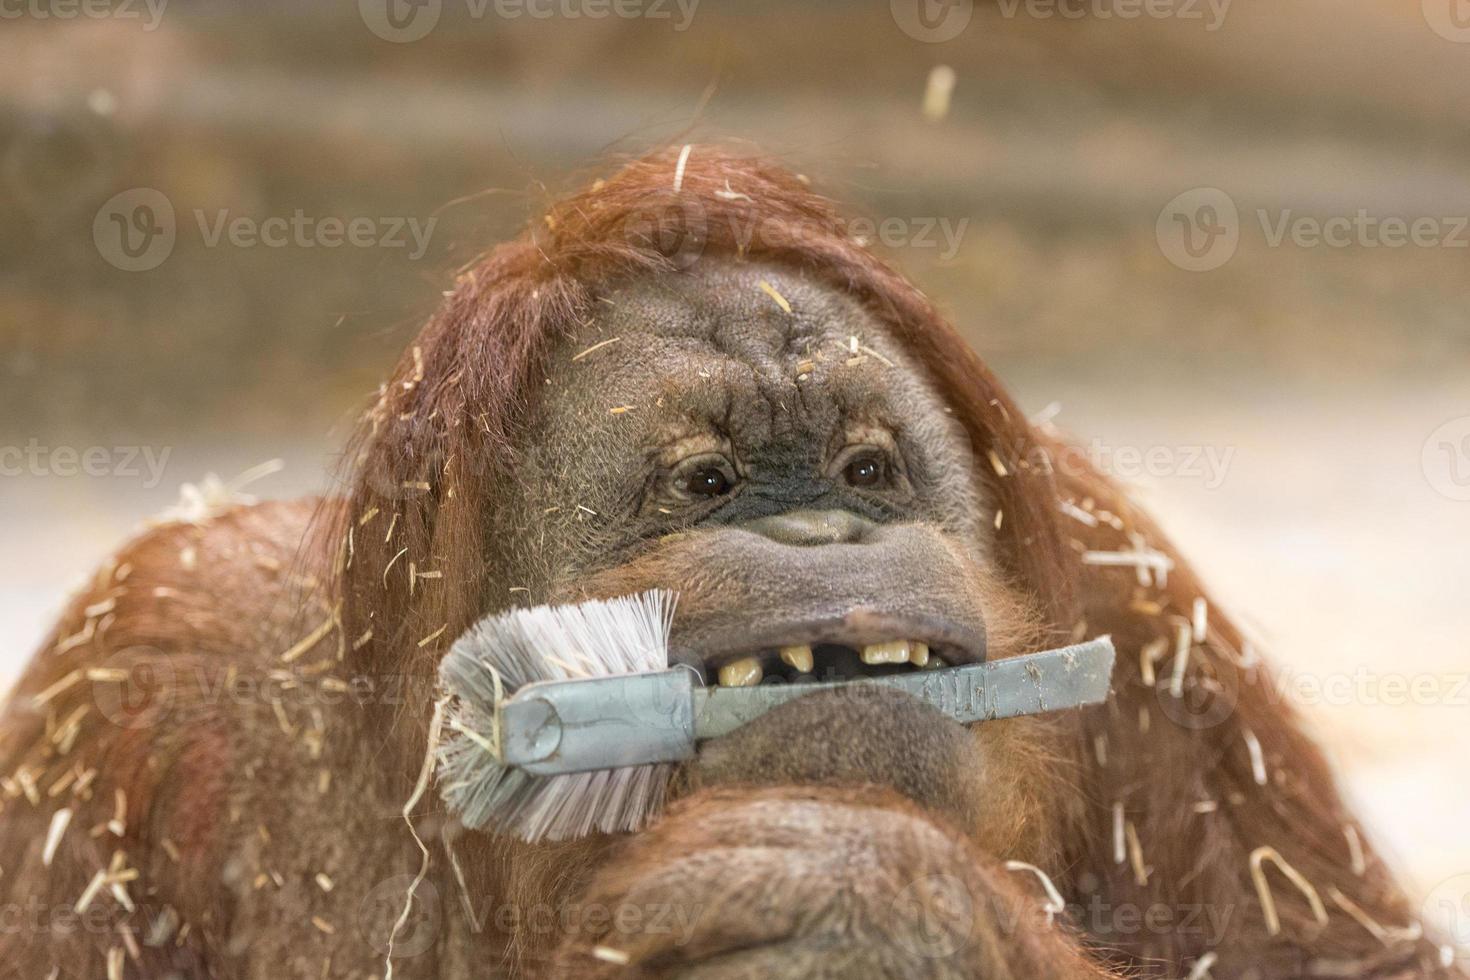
[498,637,1115,776]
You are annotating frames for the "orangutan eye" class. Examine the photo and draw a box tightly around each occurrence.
[844,454,885,488]
[671,454,738,501]
[838,448,890,489]
[686,466,732,497]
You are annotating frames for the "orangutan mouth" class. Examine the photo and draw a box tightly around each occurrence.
[673,609,988,687]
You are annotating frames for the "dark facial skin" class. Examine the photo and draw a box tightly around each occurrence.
[492,260,1024,678]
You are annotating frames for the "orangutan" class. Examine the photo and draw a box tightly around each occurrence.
[0,147,1450,979]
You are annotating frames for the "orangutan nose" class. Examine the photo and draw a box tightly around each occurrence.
[743,509,876,546]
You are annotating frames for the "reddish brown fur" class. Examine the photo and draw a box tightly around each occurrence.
[0,146,1456,978]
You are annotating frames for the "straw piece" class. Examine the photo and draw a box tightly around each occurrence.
[1344,825,1366,876]
[1243,729,1267,786]
[1249,846,1328,937]
[758,280,792,314]
[672,144,692,193]
[1170,620,1192,698]
[385,699,445,980]
[1139,637,1168,687]
[1192,597,1209,642]
[43,808,72,867]
[1328,885,1421,945]
[1126,822,1149,886]
[1003,860,1066,925]
[571,337,621,362]
[1185,952,1218,980]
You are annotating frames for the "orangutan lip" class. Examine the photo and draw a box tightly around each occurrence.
[669,610,986,686]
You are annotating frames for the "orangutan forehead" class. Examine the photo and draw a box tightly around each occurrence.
[584,262,904,376]
[536,261,930,440]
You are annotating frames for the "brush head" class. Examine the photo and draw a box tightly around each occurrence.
[436,590,677,842]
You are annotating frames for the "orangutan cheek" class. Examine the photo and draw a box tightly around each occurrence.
[960,718,1077,868]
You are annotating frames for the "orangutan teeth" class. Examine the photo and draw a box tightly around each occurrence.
[718,657,764,687]
[860,640,913,665]
[719,641,938,683]
[779,644,814,673]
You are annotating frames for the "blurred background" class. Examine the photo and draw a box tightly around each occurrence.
[2,0,1467,939]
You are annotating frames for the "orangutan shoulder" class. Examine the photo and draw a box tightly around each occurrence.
[12,498,325,706]
[94,497,317,632]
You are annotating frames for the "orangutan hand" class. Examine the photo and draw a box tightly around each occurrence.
[547,783,1113,980]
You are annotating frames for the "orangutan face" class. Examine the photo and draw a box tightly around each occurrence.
[494,259,1036,689]
[474,259,1068,977]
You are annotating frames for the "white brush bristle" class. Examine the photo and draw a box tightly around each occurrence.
[437,590,676,842]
